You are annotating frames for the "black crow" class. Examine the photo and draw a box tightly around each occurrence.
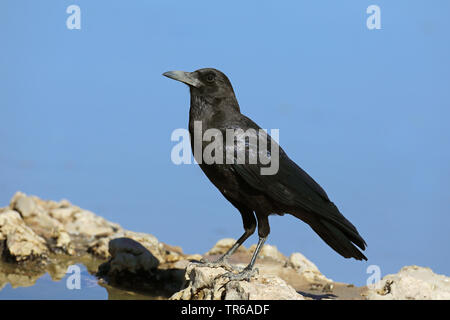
[163,68,367,281]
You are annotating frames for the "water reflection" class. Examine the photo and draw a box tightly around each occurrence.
[0,255,158,300]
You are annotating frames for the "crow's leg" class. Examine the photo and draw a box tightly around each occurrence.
[221,213,270,281]
[198,208,256,272]
[220,236,266,281]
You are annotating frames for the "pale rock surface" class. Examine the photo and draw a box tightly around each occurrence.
[206,238,247,255]
[365,265,450,300]
[0,210,48,261]
[249,243,286,263]
[288,252,332,283]
[1,192,176,265]
[170,263,304,300]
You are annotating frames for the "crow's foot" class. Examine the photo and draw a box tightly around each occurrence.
[219,267,258,282]
[194,257,241,273]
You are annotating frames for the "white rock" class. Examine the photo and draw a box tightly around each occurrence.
[64,210,119,237]
[366,265,450,300]
[206,238,246,255]
[0,210,48,261]
[170,263,304,300]
[248,244,286,262]
[49,207,78,224]
[10,192,37,218]
[288,252,331,282]
[224,276,304,300]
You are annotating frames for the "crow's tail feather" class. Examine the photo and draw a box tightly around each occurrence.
[309,217,367,261]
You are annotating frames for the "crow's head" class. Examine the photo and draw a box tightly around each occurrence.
[163,68,236,99]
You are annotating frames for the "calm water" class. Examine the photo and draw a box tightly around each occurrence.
[0,259,157,300]
[0,263,106,300]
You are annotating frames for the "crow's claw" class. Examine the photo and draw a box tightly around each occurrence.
[219,267,259,282]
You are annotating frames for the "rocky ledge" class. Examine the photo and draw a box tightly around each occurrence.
[1,192,449,300]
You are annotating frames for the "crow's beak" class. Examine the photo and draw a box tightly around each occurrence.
[162,70,201,88]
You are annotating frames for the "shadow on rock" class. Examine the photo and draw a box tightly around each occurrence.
[297,291,337,300]
[96,237,186,299]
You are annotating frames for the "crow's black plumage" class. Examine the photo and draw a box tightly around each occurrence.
[163,68,367,280]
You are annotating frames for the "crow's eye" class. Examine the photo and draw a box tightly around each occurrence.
[206,73,215,83]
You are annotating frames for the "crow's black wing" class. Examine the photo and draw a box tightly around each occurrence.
[223,117,329,203]
[227,129,332,214]
[224,119,367,259]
